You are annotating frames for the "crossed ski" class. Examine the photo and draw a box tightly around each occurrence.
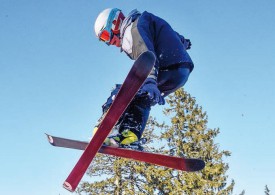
[46,134,205,172]
[46,52,205,192]
[62,51,156,192]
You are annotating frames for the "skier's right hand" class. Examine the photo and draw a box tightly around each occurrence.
[140,78,165,105]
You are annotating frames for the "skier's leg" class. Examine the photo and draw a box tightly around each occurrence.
[92,84,122,136]
[105,95,151,146]
[95,63,191,146]
[157,64,191,97]
[111,64,192,145]
[93,84,151,146]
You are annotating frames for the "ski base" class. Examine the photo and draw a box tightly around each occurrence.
[46,134,205,172]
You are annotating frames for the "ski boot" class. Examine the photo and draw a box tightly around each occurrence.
[121,137,147,151]
[104,129,138,147]
[104,129,147,151]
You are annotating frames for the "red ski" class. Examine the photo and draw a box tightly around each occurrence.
[46,134,205,172]
[63,51,155,192]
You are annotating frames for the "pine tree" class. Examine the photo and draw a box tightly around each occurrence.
[77,88,234,194]
[157,88,234,194]
[239,190,245,195]
[265,185,270,195]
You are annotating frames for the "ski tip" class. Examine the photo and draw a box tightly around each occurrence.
[186,159,205,172]
[45,133,54,145]
[143,50,156,61]
[196,160,205,171]
[139,51,156,68]
[63,181,74,192]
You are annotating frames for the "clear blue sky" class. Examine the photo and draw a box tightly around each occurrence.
[1,0,274,194]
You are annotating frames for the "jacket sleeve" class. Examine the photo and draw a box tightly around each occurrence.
[130,18,158,81]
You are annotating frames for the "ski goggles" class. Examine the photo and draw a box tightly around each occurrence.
[98,8,120,44]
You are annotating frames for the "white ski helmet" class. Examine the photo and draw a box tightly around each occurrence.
[94,8,125,44]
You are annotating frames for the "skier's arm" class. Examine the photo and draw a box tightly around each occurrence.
[130,23,164,105]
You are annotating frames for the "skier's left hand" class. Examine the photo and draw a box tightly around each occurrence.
[140,78,165,105]
[183,39,192,50]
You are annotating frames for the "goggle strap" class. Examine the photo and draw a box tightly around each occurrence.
[100,8,120,43]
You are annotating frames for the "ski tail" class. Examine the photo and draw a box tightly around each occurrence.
[46,134,87,150]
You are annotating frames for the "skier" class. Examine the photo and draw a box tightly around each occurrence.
[93,8,194,147]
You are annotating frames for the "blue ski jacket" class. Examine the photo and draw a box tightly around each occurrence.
[120,10,194,80]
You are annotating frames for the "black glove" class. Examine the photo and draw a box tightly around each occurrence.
[140,78,165,105]
[183,39,192,50]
